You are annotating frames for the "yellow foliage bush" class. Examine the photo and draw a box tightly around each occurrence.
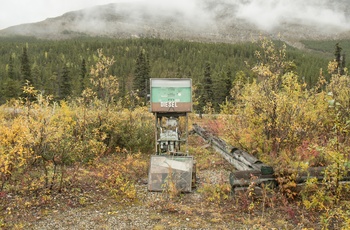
[94,153,148,202]
[198,183,231,205]
[220,38,350,215]
[0,49,154,195]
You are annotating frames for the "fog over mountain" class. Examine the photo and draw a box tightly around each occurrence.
[235,0,350,32]
[1,0,350,45]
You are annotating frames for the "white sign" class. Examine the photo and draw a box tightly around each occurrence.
[160,101,178,108]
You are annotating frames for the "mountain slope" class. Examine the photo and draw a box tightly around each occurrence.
[1,0,350,45]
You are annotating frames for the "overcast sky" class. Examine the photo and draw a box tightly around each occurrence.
[0,0,135,30]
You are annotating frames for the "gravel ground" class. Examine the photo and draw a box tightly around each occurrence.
[32,201,162,230]
[29,169,235,230]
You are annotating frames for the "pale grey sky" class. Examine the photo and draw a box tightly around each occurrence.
[0,0,136,29]
[0,0,206,30]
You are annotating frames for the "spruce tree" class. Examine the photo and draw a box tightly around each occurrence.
[7,55,15,80]
[31,65,41,90]
[59,65,71,100]
[225,68,233,98]
[335,43,342,67]
[197,61,213,113]
[341,54,346,76]
[20,46,32,84]
[212,70,232,110]
[119,76,127,102]
[133,49,150,103]
[203,61,213,102]
[334,43,346,75]
[80,58,87,92]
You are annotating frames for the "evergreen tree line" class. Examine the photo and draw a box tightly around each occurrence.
[0,36,336,109]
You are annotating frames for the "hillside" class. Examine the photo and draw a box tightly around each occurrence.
[1,0,350,46]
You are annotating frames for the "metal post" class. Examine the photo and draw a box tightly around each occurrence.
[185,112,188,155]
[154,112,158,154]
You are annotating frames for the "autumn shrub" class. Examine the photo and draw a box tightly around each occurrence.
[233,176,260,215]
[198,182,231,205]
[93,152,148,202]
[221,39,328,157]
[299,61,350,218]
[301,169,350,229]
[0,112,33,191]
[320,206,350,229]
[161,168,181,200]
[0,89,107,192]
[72,49,154,154]
[301,141,350,212]
[108,106,154,153]
[0,50,154,195]
[220,38,350,214]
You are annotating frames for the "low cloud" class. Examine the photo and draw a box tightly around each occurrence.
[2,0,349,37]
[70,0,350,39]
[118,0,350,33]
[234,0,350,32]
[112,0,217,31]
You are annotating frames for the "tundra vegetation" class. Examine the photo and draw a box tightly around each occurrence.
[0,37,349,229]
